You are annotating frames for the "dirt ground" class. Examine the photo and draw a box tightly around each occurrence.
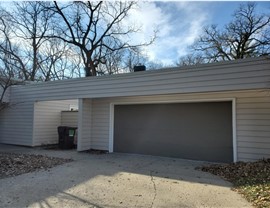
[0,152,72,179]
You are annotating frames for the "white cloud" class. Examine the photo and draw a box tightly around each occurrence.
[1,1,211,66]
[123,2,210,65]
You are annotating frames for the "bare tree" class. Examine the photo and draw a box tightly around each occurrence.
[7,2,55,81]
[176,54,206,67]
[0,38,24,111]
[0,2,81,81]
[96,48,148,74]
[0,62,14,110]
[0,9,24,111]
[96,50,125,75]
[96,47,164,74]
[49,1,155,77]
[0,9,26,80]
[123,49,148,72]
[37,40,83,81]
[179,3,270,65]
[0,2,75,82]
[0,74,24,111]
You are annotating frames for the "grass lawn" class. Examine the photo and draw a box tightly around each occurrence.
[199,159,270,208]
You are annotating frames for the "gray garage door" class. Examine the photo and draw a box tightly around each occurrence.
[114,102,233,162]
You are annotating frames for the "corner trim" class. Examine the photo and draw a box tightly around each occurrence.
[232,98,237,162]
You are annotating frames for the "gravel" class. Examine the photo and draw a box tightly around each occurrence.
[0,152,73,179]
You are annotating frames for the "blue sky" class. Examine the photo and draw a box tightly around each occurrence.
[128,1,270,65]
[1,1,269,66]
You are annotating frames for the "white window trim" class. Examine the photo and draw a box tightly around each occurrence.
[109,98,237,162]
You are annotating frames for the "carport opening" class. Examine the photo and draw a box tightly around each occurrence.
[33,99,79,150]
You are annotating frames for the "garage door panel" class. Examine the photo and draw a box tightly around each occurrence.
[114,102,233,162]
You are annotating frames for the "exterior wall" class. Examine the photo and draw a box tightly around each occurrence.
[0,101,34,146]
[1,57,269,161]
[9,57,270,103]
[32,100,78,146]
[61,111,78,127]
[77,99,92,151]
[90,89,270,162]
[91,99,110,150]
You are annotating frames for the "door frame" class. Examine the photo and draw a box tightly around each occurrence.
[109,98,237,162]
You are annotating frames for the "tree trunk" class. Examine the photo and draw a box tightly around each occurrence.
[85,59,97,77]
[31,39,38,81]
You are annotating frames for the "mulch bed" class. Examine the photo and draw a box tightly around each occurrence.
[0,152,73,179]
[198,159,270,208]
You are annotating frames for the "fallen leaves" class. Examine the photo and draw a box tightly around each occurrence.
[0,152,73,179]
[198,159,270,208]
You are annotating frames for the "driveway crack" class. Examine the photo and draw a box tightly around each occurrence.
[150,171,157,208]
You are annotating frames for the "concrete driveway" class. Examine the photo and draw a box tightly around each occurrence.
[0,144,251,208]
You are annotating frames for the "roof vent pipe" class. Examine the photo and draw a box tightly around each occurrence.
[134,65,146,72]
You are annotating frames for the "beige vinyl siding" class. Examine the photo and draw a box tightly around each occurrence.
[32,100,78,146]
[89,89,270,161]
[236,96,270,161]
[77,99,91,151]
[9,57,270,102]
[61,111,78,127]
[0,101,34,146]
[1,57,270,161]
[91,100,110,150]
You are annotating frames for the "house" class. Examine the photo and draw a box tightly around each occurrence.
[0,57,269,163]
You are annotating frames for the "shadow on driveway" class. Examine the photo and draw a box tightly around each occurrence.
[0,144,251,208]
